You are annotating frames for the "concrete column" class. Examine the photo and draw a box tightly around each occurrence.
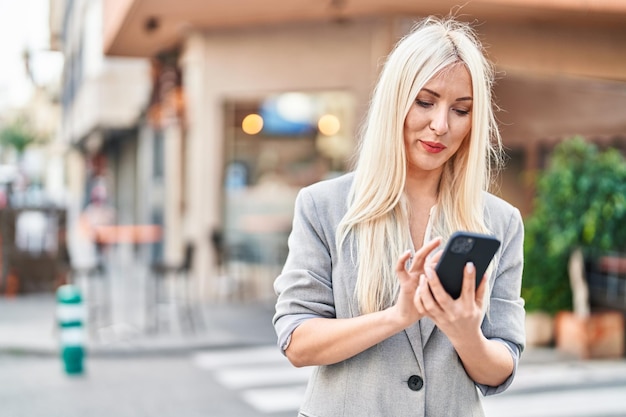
[181,32,219,297]
[163,122,184,263]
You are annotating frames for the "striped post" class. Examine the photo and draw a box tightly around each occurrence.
[56,284,86,375]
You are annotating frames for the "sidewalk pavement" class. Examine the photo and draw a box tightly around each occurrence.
[0,292,279,356]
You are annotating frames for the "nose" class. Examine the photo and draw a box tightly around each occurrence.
[429,107,449,135]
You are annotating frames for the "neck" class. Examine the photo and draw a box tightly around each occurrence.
[405,169,441,204]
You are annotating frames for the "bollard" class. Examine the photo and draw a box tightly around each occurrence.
[56,284,86,375]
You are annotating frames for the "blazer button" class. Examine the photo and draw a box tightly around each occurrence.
[408,375,424,391]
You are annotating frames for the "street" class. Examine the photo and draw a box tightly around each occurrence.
[2,346,626,417]
[0,351,289,417]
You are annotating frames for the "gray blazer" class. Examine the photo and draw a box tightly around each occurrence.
[273,173,526,417]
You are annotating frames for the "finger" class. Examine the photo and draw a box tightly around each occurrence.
[460,262,477,300]
[396,249,413,275]
[423,266,452,305]
[413,274,425,313]
[409,237,442,273]
[475,273,487,307]
[413,275,427,313]
[426,249,443,270]
[419,272,445,314]
[430,248,443,264]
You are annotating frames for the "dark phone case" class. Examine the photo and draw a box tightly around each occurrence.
[435,231,501,299]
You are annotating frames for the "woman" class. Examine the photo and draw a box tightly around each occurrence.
[273,16,525,417]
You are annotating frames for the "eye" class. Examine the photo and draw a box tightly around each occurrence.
[453,108,471,116]
[416,99,432,109]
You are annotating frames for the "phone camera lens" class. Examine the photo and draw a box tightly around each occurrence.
[450,237,476,254]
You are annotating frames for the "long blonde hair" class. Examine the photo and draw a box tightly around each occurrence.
[336,17,504,314]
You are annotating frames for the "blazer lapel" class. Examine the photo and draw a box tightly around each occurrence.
[404,323,425,373]
[419,317,436,347]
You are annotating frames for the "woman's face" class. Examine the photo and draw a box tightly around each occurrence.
[403,63,473,177]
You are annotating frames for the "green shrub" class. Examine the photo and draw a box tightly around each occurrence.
[0,118,38,154]
[521,136,626,314]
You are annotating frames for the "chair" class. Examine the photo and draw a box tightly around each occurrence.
[147,242,200,334]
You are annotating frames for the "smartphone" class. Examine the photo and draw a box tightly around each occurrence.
[435,231,501,299]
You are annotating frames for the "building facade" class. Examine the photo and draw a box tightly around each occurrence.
[50,0,153,265]
[100,0,626,301]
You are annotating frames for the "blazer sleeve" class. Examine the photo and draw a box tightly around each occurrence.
[272,186,337,353]
[478,205,526,395]
[483,206,526,349]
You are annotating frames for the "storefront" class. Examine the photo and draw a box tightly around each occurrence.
[176,20,389,298]
[102,2,626,301]
[218,91,355,299]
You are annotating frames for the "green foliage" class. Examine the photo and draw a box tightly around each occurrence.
[522,136,626,314]
[0,119,38,154]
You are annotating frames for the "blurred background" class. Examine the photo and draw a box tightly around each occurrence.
[0,0,625,416]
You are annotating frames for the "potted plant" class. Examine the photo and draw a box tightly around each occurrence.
[521,136,626,357]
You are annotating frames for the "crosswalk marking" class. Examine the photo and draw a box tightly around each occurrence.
[242,386,309,414]
[214,365,311,390]
[193,345,312,413]
[193,346,285,369]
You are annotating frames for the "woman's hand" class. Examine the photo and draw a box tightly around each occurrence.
[413,261,514,386]
[391,237,442,328]
[414,262,486,344]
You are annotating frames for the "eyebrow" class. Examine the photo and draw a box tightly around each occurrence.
[421,88,473,102]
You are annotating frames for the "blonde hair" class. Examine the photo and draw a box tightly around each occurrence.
[336,17,504,314]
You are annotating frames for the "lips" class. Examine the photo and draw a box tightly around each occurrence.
[419,140,446,154]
